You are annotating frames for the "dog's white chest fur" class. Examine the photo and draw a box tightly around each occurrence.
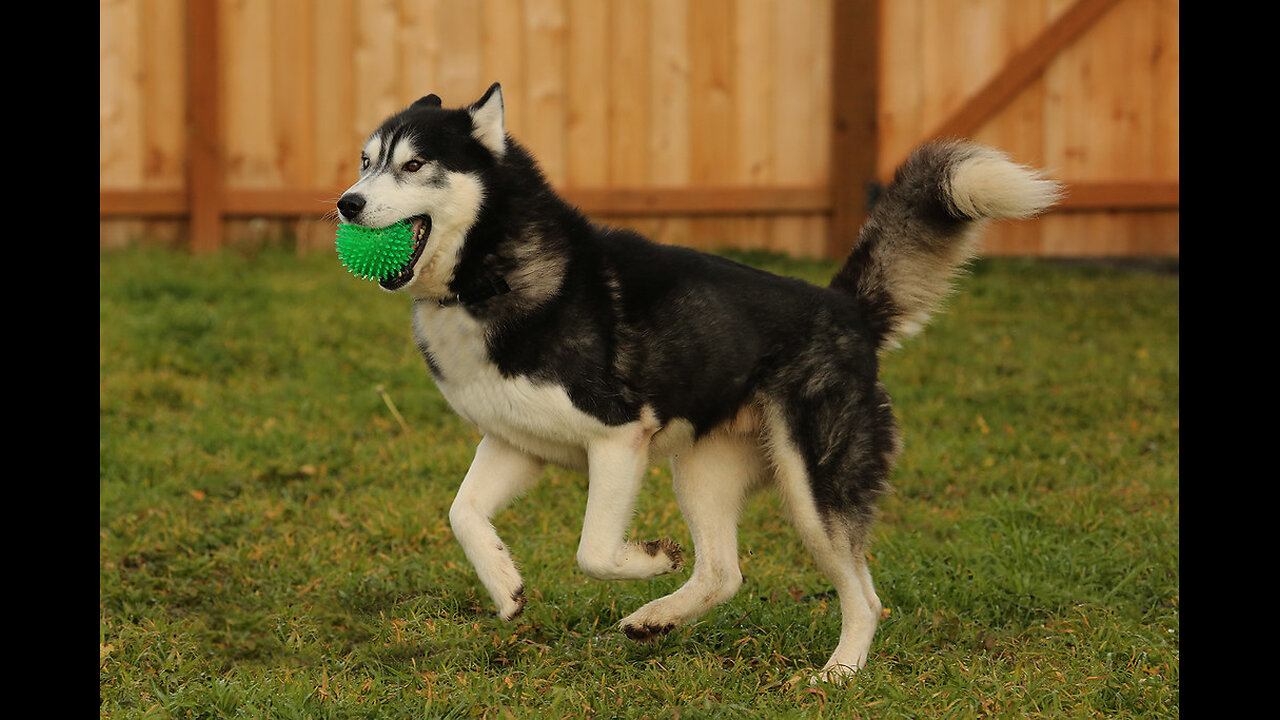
[412,302,604,469]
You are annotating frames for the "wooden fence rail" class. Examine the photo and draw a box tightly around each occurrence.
[100,0,1179,258]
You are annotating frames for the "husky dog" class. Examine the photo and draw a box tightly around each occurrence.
[337,83,1060,682]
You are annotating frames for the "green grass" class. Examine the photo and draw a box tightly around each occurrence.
[100,244,1178,719]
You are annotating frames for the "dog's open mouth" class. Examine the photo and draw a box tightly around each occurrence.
[379,215,431,290]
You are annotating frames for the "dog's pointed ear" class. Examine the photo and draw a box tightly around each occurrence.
[468,83,506,156]
[411,94,443,109]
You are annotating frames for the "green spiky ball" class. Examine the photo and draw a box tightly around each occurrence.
[335,221,416,281]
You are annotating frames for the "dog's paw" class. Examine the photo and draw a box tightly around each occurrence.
[640,538,684,574]
[496,585,527,621]
[619,599,684,643]
[619,618,676,643]
[809,662,859,686]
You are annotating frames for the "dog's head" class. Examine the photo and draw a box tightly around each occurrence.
[337,83,507,295]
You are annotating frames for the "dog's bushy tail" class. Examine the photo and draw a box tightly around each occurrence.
[830,140,1062,350]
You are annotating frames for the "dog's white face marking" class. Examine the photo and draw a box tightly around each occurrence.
[340,132,486,298]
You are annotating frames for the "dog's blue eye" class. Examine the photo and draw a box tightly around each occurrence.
[404,161,423,172]
[360,156,369,170]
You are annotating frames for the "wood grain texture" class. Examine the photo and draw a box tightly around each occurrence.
[101,0,1178,257]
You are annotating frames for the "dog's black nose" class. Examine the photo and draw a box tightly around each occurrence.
[337,194,366,220]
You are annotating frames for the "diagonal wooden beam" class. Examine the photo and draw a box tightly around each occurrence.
[927,0,1126,141]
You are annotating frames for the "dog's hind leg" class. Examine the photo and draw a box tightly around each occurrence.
[449,434,545,621]
[804,538,881,684]
[619,432,763,641]
[575,419,684,581]
[764,408,885,685]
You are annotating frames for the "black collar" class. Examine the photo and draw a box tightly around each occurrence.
[436,275,511,308]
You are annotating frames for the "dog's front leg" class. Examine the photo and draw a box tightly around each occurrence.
[449,434,544,620]
[575,423,683,581]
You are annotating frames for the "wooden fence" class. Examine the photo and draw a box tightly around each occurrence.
[100,0,1179,258]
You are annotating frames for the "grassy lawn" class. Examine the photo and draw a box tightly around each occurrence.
[100,243,1178,719]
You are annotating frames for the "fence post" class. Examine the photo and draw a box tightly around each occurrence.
[828,0,879,261]
[187,0,222,252]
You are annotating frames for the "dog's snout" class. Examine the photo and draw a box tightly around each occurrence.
[337,194,366,220]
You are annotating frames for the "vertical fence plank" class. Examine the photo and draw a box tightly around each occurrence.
[728,0,777,253]
[436,0,484,106]
[687,0,737,250]
[525,0,567,186]
[565,0,609,188]
[688,0,736,186]
[101,0,142,191]
[1151,0,1179,181]
[138,0,186,245]
[876,0,922,178]
[401,0,442,102]
[353,0,402,134]
[973,0,1047,255]
[272,0,316,190]
[101,0,145,248]
[141,0,186,190]
[313,0,356,190]
[773,0,830,259]
[223,0,277,188]
[608,0,651,187]
[648,0,691,247]
[649,0,689,187]
[481,0,526,136]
